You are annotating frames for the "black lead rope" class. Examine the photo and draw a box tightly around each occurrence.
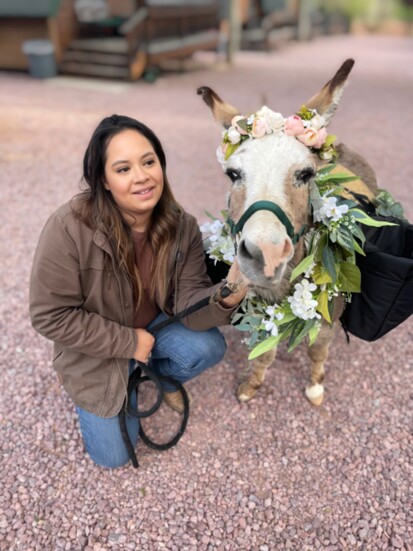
[118,293,223,468]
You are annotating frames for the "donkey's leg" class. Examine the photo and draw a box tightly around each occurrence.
[237,348,276,402]
[305,323,335,406]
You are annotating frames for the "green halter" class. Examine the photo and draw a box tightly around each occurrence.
[227,200,307,245]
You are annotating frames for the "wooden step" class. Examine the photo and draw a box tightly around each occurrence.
[62,50,128,66]
[68,37,128,54]
[59,61,130,79]
[147,29,219,62]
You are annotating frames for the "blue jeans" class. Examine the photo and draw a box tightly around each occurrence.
[76,313,226,468]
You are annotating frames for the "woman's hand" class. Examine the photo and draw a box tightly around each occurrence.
[133,328,155,363]
[219,258,249,308]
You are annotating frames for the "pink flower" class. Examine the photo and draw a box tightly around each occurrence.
[284,115,305,136]
[231,115,249,135]
[314,127,327,148]
[297,127,328,149]
[297,127,320,147]
[251,117,269,138]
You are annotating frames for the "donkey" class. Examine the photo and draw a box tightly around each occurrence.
[198,59,378,406]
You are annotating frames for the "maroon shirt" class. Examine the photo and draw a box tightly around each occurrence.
[131,230,160,328]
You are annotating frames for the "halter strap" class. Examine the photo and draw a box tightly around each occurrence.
[227,200,307,244]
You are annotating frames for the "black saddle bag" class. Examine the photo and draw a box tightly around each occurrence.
[341,215,413,341]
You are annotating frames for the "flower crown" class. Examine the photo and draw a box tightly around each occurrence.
[218,105,337,163]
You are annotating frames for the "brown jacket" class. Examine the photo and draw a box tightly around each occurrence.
[29,201,235,417]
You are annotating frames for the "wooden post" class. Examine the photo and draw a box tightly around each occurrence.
[228,0,242,64]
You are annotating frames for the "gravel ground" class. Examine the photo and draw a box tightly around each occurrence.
[1,34,412,550]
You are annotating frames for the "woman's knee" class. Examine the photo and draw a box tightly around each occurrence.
[207,328,227,364]
[76,406,138,469]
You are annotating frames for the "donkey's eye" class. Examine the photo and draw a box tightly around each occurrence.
[226,169,242,183]
[295,167,315,185]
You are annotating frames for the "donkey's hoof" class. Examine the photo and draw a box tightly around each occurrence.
[305,383,324,406]
[237,382,258,403]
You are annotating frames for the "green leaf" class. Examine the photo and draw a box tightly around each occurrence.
[353,239,366,256]
[322,174,358,185]
[338,262,361,293]
[351,209,398,227]
[312,264,333,284]
[290,254,315,282]
[336,225,355,252]
[316,290,331,323]
[308,322,321,346]
[236,118,249,132]
[323,134,337,148]
[234,324,254,332]
[316,163,336,176]
[248,336,278,360]
[374,189,407,221]
[225,143,240,160]
[288,319,315,352]
[314,232,328,261]
[321,246,337,283]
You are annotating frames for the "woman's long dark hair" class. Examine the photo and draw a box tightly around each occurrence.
[73,114,183,309]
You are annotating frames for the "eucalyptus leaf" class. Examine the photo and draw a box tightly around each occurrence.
[234,324,254,332]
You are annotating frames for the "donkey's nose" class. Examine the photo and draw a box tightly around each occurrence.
[239,237,293,279]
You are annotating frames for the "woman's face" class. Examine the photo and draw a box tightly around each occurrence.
[104,129,164,229]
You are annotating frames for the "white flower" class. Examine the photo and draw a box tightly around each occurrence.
[256,106,285,131]
[263,319,279,337]
[227,126,242,144]
[309,113,326,130]
[287,279,320,320]
[261,303,283,336]
[220,237,235,263]
[313,195,349,224]
[265,305,277,319]
[200,219,224,238]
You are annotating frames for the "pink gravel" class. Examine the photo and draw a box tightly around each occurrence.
[1,34,412,550]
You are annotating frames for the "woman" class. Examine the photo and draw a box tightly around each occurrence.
[29,114,248,469]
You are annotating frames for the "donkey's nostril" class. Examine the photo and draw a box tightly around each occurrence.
[239,239,253,260]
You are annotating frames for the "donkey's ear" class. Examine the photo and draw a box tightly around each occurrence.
[197,86,240,129]
[304,59,355,126]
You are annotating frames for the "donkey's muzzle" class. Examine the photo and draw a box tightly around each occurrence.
[238,236,293,285]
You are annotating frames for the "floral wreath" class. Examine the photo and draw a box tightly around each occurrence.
[202,106,398,359]
[218,104,337,164]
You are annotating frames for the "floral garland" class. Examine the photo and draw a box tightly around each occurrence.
[201,164,397,359]
[203,104,399,358]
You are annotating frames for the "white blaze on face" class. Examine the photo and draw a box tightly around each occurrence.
[226,132,313,285]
